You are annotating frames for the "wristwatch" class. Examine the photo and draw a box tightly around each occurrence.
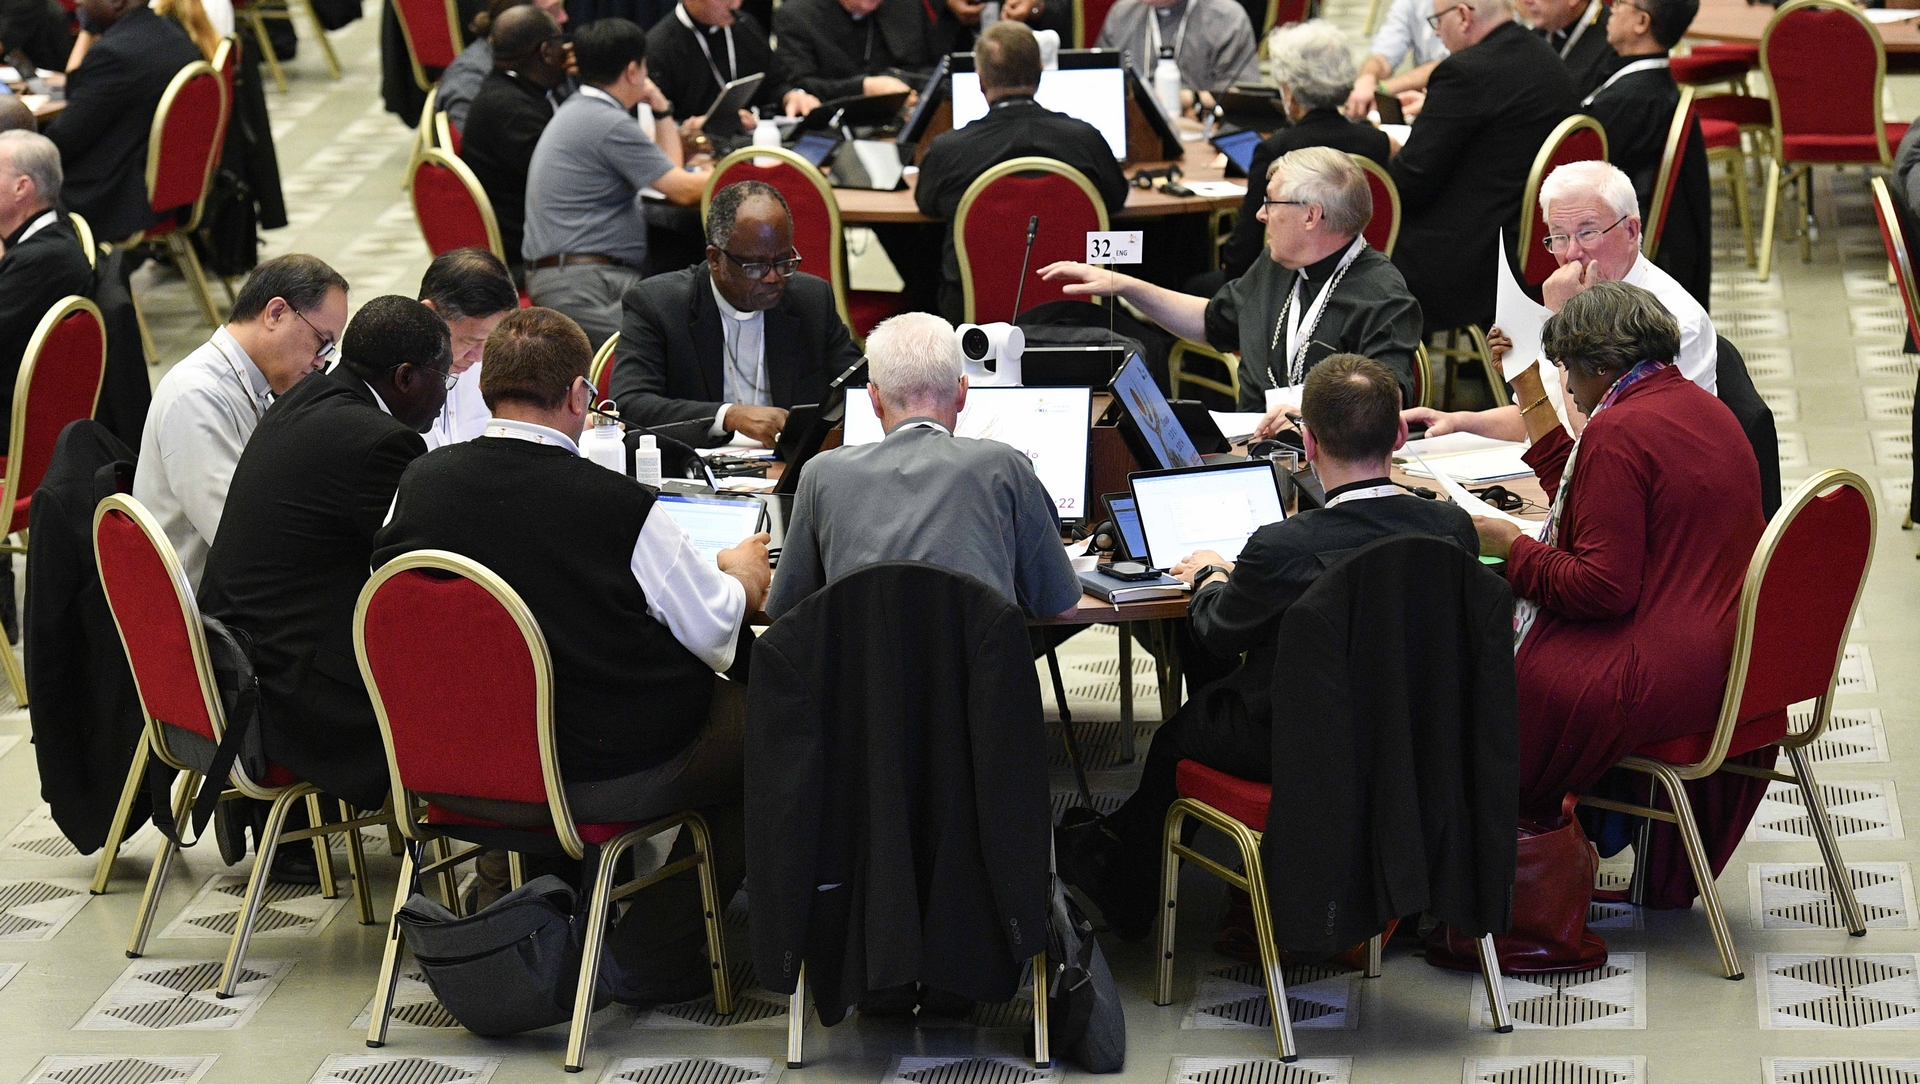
[1194,565,1231,590]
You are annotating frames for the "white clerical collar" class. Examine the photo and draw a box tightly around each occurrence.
[485,417,579,452]
[360,378,394,416]
[710,279,762,322]
[15,209,57,246]
[210,326,272,404]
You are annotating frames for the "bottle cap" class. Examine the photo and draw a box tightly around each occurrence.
[639,434,657,449]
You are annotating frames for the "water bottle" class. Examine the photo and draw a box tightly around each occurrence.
[581,408,626,474]
[753,117,782,167]
[1154,47,1182,120]
[634,434,663,487]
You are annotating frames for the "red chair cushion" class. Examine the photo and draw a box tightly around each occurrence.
[95,509,221,745]
[1768,6,1884,151]
[1781,122,1908,163]
[848,289,906,339]
[151,70,223,217]
[1360,167,1394,253]
[260,761,301,788]
[425,804,635,846]
[17,306,107,526]
[1671,55,1754,86]
[1692,95,1773,128]
[960,170,1105,322]
[1700,117,1742,150]
[1690,42,1760,63]
[1175,760,1272,829]
[1077,0,1119,46]
[1523,125,1607,285]
[394,0,459,69]
[1633,708,1790,766]
[412,160,496,258]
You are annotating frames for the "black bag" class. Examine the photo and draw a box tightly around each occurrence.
[146,615,267,847]
[192,167,259,280]
[396,873,610,1037]
[1043,876,1125,1073]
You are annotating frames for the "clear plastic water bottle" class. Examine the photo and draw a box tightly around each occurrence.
[634,434,663,486]
[981,1,1000,27]
[1154,46,1182,120]
[753,117,782,167]
[581,409,626,474]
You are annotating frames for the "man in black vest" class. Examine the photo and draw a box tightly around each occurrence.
[462,4,571,269]
[913,21,1128,322]
[1520,0,1617,97]
[375,307,771,1003]
[1389,0,1576,333]
[611,181,863,447]
[42,0,202,243]
[198,297,453,813]
[1056,356,1477,940]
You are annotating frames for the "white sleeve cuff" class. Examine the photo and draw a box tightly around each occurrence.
[712,403,732,438]
[631,509,746,672]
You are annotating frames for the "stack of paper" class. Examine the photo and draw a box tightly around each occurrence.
[1210,411,1270,443]
[1400,444,1533,484]
[1495,230,1572,434]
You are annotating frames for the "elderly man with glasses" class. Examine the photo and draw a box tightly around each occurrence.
[136,254,349,589]
[611,180,863,448]
[1405,159,1717,441]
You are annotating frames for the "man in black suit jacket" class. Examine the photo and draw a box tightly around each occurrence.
[1055,356,1478,940]
[770,0,930,102]
[43,0,202,244]
[646,0,819,124]
[1521,0,1617,97]
[462,4,571,267]
[197,297,453,811]
[611,180,862,447]
[0,131,94,442]
[1390,0,1577,333]
[913,22,1129,322]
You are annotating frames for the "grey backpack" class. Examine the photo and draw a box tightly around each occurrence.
[395,873,610,1036]
[1045,876,1127,1072]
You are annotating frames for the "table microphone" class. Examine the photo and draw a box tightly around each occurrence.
[1010,215,1039,322]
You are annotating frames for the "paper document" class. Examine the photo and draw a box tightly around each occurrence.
[1380,123,1412,145]
[1865,8,1918,23]
[1401,445,1534,484]
[1210,411,1269,442]
[1401,432,1517,458]
[1494,231,1572,433]
[1412,454,1545,540]
[1185,181,1248,198]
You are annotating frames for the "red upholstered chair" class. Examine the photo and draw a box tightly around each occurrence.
[437,110,461,157]
[954,157,1110,324]
[1868,176,1916,530]
[0,296,108,706]
[1644,85,1697,264]
[392,0,464,91]
[123,60,230,334]
[590,333,617,401]
[1758,0,1910,278]
[1671,42,1760,89]
[1262,0,1310,34]
[90,495,382,991]
[1075,0,1122,47]
[1576,470,1878,981]
[355,551,733,1072]
[1516,115,1609,287]
[1694,92,1769,268]
[704,146,904,342]
[1351,153,1400,256]
[408,149,508,263]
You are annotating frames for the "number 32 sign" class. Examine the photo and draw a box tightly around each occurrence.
[1085,231,1143,264]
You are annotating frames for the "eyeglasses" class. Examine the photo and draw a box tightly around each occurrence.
[382,359,459,389]
[1425,4,1462,28]
[719,248,802,279]
[1542,214,1629,253]
[1261,199,1310,212]
[290,307,338,364]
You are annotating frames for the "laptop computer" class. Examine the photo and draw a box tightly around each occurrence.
[1108,352,1240,469]
[1127,460,1286,571]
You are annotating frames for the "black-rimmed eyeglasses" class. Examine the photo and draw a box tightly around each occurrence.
[291,308,338,364]
[719,248,803,279]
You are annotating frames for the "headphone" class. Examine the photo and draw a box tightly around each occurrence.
[1472,484,1524,512]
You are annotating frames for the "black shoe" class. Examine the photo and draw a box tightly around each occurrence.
[213,802,250,867]
[267,845,321,886]
[1055,814,1154,942]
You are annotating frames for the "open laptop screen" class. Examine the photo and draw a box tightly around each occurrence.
[1110,352,1202,469]
[1129,461,1285,569]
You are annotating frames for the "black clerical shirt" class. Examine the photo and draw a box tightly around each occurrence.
[1539,0,1620,97]
[646,6,796,121]
[770,0,934,102]
[461,70,563,264]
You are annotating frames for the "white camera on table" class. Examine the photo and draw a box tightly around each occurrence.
[957,322,1024,387]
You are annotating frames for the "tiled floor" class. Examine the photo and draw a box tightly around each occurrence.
[10,0,1920,1079]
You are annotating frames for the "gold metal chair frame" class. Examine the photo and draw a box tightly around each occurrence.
[1428,324,1506,409]
[954,156,1110,325]
[392,0,466,93]
[1575,469,1878,981]
[1644,84,1696,263]
[704,145,861,340]
[68,212,97,271]
[124,61,231,335]
[408,148,508,264]
[0,296,108,707]
[1758,0,1892,280]
[238,0,342,92]
[1156,796,1512,1061]
[354,550,733,1072]
[1516,114,1611,267]
[589,332,618,398]
[404,85,439,191]
[1868,175,1919,530]
[89,495,384,997]
[1351,153,1402,258]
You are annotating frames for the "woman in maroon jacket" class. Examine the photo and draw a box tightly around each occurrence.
[1475,281,1770,908]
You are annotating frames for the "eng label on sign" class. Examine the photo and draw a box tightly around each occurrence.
[1085,231,1143,264]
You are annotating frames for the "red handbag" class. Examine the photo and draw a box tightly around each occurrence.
[1425,794,1609,975]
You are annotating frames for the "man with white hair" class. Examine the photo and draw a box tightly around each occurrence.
[765,311,1082,621]
[1390,0,1577,333]
[1404,159,1716,440]
[1042,146,1423,410]
[0,130,93,443]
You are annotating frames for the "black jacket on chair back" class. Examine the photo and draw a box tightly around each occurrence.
[745,561,1050,1025]
[1262,534,1519,954]
[1713,335,1781,521]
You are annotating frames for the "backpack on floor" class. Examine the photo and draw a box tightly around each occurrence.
[1043,875,1126,1072]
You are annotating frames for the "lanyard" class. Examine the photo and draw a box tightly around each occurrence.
[1325,484,1399,508]
[209,333,266,422]
[676,3,736,90]
[1146,2,1195,68]
[1555,0,1599,59]
[1581,56,1670,107]
[1269,236,1366,388]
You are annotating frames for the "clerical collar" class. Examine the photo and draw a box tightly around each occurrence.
[1322,476,1396,503]
[710,279,761,322]
[1294,241,1354,287]
[887,417,951,436]
[1155,0,1189,22]
[991,94,1038,110]
[3,209,55,248]
[485,417,579,452]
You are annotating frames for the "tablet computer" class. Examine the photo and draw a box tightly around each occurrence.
[700,72,764,138]
[1211,127,1263,178]
[655,491,769,565]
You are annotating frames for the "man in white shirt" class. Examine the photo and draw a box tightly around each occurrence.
[418,247,520,449]
[1344,0,1450,117]
[1402,160,1714,442]
[134,254,348,587]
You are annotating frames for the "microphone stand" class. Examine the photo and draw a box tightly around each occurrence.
[1010,215,1039,323]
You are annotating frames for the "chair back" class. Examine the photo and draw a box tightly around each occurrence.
[1351,153,1400,256]
[68,213,97,271]
[1762,0,1890,164]
[1644,85,1697,262]
[145,61,230,234]
[409,149,507,263]
[438,111,461,157]
[955,157,1110,324]
[1075,0,1123,47]
[92,495,229,773]
[1870,176,1920,350]
[7,298,107,534]
[590,333,618,401]
[356,551,585,857]
[1515,115,1608,285]
[1263,0,1311,33]
[416,85,440,155]
[212,34,238,99]
[393,0,465,91]
[704,146,853,333]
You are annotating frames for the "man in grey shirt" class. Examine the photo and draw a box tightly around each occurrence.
[767,312,1084,621]
[1096,0,1260,98]
[522,17,710,346]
